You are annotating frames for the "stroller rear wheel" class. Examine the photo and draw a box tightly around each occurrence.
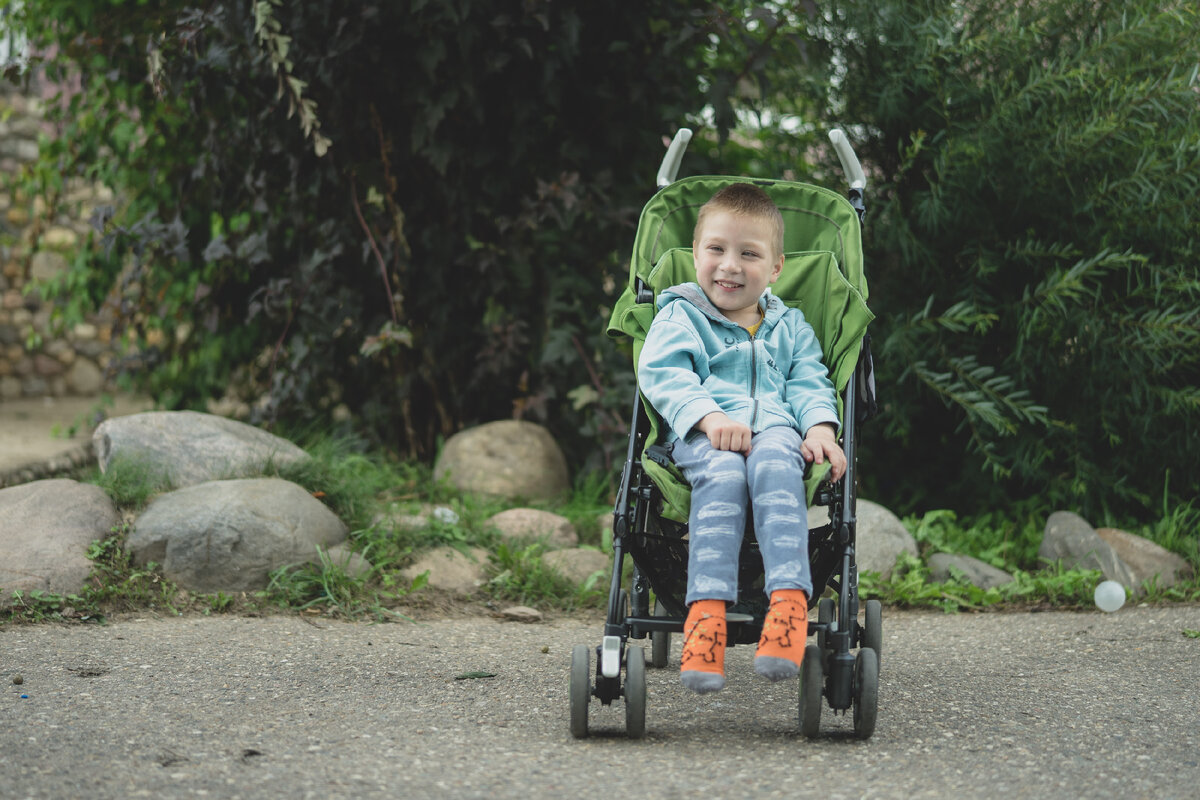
[816,596,836,671]
[799,644,824,738]
[650,599,671,668]
[862,599,883,665]
[625,645,647,738]
[853,647,879,739]
[569,644,591,739]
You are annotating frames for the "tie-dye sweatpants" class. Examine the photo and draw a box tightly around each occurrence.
[672,425,812,605]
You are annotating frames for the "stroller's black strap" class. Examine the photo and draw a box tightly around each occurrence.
[644,442,675,468]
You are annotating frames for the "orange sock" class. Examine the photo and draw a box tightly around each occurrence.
[680,599,727,694]
[754,589,809,681]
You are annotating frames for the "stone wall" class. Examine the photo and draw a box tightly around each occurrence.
[0,83,119,401]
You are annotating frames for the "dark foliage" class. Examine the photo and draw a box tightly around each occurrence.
[10,0,817,472]
[824,0,1200,519]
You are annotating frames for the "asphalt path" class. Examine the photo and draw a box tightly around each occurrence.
[3,605,1198,799]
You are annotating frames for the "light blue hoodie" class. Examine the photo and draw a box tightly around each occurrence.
[638,282,839,442]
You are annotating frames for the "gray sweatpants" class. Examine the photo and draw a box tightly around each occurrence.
[672,425,812,606]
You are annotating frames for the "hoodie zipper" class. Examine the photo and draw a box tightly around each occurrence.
[748,310,761,429]
[750,335,759,429]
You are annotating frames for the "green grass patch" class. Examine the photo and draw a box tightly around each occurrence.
[1127,476,1200,570]
[12,426,1196,624]
[486,541,606,610]
[902,507,1045,569]
[861,552,1106,612]
[88,455,176,509]
[257,545,428,621]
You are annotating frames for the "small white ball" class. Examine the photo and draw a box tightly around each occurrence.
[1094,580,1126,613]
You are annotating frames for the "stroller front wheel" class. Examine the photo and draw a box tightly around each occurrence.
[569,644,591,739]
[625,645,647,739]
[799,643,824,738]
[853,646,879,739]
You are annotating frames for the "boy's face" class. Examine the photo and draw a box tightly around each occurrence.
[693,210,784,326]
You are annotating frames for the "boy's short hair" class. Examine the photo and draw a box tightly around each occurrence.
[694,183,785,258]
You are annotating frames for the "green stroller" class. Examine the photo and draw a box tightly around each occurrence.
[569,128,880,739]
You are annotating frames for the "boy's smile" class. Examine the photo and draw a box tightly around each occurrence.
[693,210,784,329]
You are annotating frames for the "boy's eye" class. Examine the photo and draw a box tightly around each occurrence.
[742,250,759,258]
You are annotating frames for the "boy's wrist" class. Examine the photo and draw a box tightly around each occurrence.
[806,422,837,439]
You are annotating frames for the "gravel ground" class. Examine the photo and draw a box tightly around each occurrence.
[3,605,1199,799]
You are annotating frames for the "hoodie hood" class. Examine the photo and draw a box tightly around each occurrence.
[656,282,786,331]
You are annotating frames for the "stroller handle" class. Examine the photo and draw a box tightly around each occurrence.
[829,129,867,192]
[657,128,693,188]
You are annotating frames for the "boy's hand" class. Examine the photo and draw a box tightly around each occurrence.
[696,412,753,454]
[801,423,846,482]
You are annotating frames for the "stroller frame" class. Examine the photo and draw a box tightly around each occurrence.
[570,129,880,740]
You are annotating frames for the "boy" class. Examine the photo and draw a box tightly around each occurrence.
[637,183,846,694]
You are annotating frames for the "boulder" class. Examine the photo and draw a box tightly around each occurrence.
[434,420,569,501]
[541,548,610,586]
[1039,511,1137,586]
[849,500,918,579]
[127,478,347,592]
[1096,527,1193,590]
[400,546,489,594]
[0,479,120,604]
[928,553,1015,590]
[487,508,577,549]
[93,411,309,489]
[320,543,373,580]
[500,605,543,623]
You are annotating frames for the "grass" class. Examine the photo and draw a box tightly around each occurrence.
[4,428,1197,624]
[89,454,177,510]
[486,540,608,610]
[873,504,1200,612]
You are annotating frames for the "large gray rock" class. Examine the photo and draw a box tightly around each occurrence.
[541,548,610,586]
[400,546,489,595]
[487,508,578,548]
[1039,511,1137,586]
[846,499,918,579]
[1096,527,1193,591]
[434,420,569,501]
[93,411,309,489]
[322,543,373,580]
[127,478,347,592]
[0,479,120,604]
[928,553,1015,590]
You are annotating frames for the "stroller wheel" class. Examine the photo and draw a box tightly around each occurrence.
[569,644,591,739]
[816,597,836,671]
[650,599,670,669]
[816,597,836,647]
[862,599,883,665]
[799,643,824,738]
[853,647,879,739]
[625,645,647,739]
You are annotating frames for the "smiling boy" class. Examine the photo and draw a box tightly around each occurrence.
[637,183,846,693]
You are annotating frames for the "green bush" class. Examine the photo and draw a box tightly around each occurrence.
[823,0,1200,520]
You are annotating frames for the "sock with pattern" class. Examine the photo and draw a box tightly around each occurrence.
[680,599,727,694]
[753,589,809,681]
